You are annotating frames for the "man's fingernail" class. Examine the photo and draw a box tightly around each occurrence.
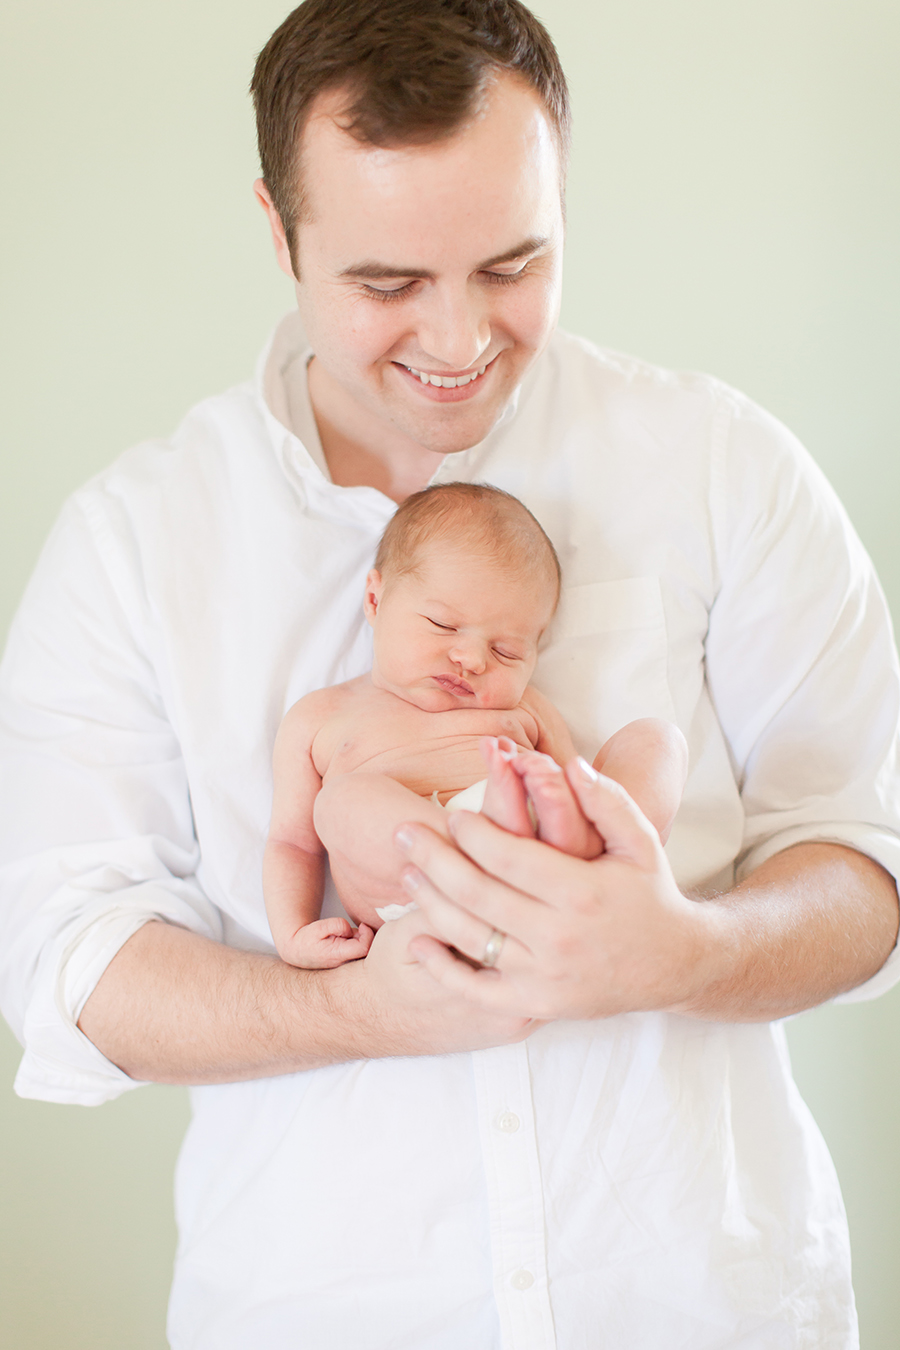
[395,826,415,850]
[574,756,599,783]
[401,867,422,892]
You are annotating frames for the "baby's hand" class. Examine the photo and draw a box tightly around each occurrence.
[277,916,375,969]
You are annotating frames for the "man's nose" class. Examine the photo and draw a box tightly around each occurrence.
[415,285,491,373]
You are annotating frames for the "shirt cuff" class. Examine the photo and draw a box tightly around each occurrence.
[13,885,221,1106]
[735,822,900,1004]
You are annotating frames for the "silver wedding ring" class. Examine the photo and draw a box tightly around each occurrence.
[481,928,506,969]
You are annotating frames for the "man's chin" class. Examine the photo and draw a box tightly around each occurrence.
[401,399,515,459]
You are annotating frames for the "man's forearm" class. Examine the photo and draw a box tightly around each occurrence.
[77,916,532,1084]
[682,842,900,1021]
[77,922,357,1083]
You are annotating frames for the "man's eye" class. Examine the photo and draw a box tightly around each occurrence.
[362,282,418,302]
[483,266,528,286]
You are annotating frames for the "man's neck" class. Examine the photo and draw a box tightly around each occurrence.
[307,357,447,503]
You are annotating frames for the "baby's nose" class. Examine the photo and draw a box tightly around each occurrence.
[450,640,487,675]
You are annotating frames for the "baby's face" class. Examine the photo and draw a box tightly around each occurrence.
[365,545,557,713]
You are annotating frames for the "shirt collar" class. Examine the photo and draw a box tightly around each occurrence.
[254,309,531,509]
[256,311,329,480]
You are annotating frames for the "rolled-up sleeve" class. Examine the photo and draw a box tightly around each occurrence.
[705,394,900,1001]
[0,494,222,1104]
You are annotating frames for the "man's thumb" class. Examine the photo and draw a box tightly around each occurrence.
[564,758,660,869]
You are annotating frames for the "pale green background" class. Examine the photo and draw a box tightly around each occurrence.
[1,1,899,1346]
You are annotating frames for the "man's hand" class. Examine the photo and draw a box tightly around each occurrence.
[337,908,538,1055]
[396,757,899,1023]
[397,758,713,1020]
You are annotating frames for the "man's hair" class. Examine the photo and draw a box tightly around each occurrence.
[374,482,562,605]
[251,0,570,264]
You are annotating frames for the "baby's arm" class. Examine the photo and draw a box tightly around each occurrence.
[263,696,374,969]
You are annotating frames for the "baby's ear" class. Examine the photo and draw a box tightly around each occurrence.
[363,569,383,625]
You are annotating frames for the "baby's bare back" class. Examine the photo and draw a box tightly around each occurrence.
[311,676,540,804]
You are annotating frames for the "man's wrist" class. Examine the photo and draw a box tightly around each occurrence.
[669,843,899,1022]
[668,896,748,1021]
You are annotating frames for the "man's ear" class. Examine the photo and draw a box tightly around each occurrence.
[363,569,384,626]
[253,179,297,281]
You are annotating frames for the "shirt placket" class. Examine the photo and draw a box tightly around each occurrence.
[473,1043,556,1350]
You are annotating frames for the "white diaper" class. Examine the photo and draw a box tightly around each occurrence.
[375,901,419,922]
[442,777,488,813]
[444,772,537,828]
[374,779,488,924]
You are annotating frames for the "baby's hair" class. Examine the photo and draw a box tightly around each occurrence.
[374,482,561,603]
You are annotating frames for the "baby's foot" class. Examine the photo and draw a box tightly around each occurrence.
[513,751,604,859]
[479,736,536,837]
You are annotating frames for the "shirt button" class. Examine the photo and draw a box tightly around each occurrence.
[510,1270,534,1291]
[496,1111,520,1133]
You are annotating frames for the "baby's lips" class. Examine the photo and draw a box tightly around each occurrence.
[433,672,475,696]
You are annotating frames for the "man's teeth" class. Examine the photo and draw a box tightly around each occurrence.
[405,364,487,388]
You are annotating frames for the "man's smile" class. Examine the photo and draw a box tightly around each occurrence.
[392,356,496,402]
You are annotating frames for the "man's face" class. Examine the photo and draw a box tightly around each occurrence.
[269,74,564,461]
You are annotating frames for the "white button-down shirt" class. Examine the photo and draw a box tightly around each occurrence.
[2,315,900,1348]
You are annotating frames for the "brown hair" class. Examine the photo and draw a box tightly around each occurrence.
[251,0,570,264]
[374,482,561,604]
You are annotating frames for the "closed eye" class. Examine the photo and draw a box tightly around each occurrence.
[425,617,456,631]
[362,262,531,303]
[362,281,418,303]
[482,265,529,286]
[493,647,523,662]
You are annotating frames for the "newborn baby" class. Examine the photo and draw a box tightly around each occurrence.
[263,483,687,968]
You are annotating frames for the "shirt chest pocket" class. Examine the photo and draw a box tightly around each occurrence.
[533,577,676,756]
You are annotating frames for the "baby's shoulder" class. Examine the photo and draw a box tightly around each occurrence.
[278,679,362,741]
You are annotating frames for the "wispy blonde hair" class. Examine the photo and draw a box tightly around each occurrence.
[374,482,561,605]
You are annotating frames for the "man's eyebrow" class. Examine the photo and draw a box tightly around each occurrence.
[478,235,551,268]
[337,235,551,281]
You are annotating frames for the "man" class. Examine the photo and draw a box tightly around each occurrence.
[1,1,899,1345]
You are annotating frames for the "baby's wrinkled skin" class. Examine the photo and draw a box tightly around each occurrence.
[263,543,686,968]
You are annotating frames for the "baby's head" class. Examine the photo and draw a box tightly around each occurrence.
[365,483,561,712]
